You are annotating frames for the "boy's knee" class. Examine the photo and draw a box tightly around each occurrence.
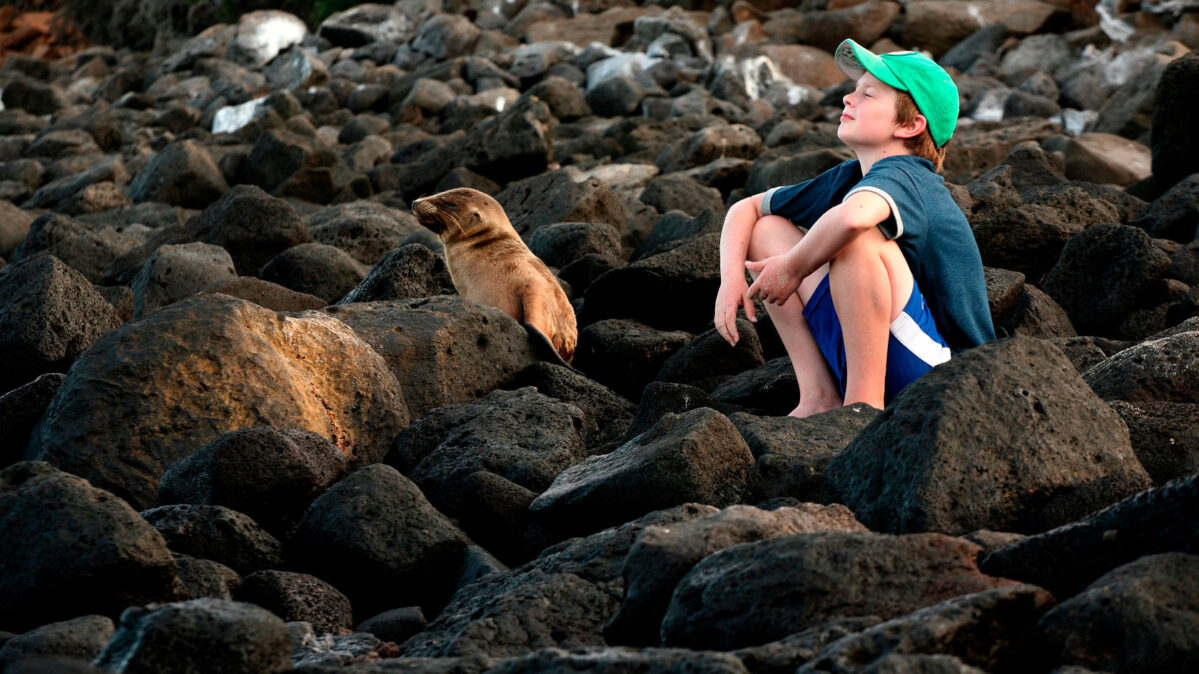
[748,215,803,260]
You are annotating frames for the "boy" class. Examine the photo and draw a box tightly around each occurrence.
[714,39,995,417]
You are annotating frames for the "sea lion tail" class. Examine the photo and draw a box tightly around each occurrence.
[522,322,580,372]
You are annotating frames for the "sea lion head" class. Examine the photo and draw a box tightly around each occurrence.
[411,188,510,242]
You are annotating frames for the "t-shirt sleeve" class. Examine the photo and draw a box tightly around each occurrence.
[844,162,926,240]
[762,160,860,230]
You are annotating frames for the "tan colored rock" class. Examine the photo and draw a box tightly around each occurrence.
[28,293,408,509]
[757,44,845,88]
[899,0,1066,56]
[1064,132,1152,187]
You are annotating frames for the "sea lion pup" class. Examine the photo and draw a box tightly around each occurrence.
[411,187,578,364]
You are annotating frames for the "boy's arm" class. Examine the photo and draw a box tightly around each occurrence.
[715,193,765,345]
[747,190,892,304]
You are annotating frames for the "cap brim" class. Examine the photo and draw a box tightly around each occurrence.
[834,39,907,92]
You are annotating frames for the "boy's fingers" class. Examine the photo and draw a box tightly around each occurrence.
[745,259,764,271]
[744,299,756,323]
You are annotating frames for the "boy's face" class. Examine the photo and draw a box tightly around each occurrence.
[837,73,901,149]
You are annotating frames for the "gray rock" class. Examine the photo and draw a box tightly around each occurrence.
[527,222,622,269]
[487,647,751,673]
[225,11,307,67]
[640,173,726,219]
[661,531,1017,650]
[530,407,754,539]
[733,405,880,504]
[235,570,352,635]
[1042,222,1172,336]
[411,14,480,61]
[799,584,1055,673]
[572,318,693,403]
[972,205,1081,284]
[1083,329,1199,404]
[1038,553,1199,673]
[0,462,177,632]
[22,156,127,212]
[259,242,369,304]
[0,374,63,468]
[497,169,627,240]
[174,555,241,601]
[263,47,329,91]
[1109,400,1199,486]
[58,180,132,216]
[732,618,885,674]
[1130,173,1199,243]
[321,297,539,418]
[11,212,138,283]
[203,277,327,313]
[0,616,114,671]
[980,474,1199,597]
[355,606,426,644]
[128,140,229,209]
[656,123,763,174]
[633,209,722,262]
[708,357,798,416]
[387,387,587,562]
[606,504,866,646]
[92,598,290,674]
[26,129,100,161]
[0,200,34,259]
[290,464,470,619]
[0,256,120,394]
[188,184,313,276]
[159,426,346,536]
[141,504,284,576]
[1150,50,1199,191]
[824,336,1151,535]
[319,4,417,47]
[337,244,456,304]
[507,362,635,450]
[655,321,764,392]
[131,242,237,318]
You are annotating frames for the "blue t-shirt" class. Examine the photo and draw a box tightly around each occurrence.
[762,155,995,352]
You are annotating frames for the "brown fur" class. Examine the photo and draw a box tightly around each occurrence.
[411,188,577,363]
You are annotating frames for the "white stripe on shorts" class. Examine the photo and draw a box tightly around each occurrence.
[890,311,951,367]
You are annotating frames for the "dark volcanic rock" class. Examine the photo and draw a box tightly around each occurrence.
[188,185,314,276]
[0,462,177,632]
[487,647,751,673]
[400,504,716,658]
[11,212,138,284]
[235,570,353,635]
[289,464,470,620]
[337,244,456,304]
[583,233,721,333]
[305,200,422,266]
[606,504,866,647]
[824,336,1151,535]
[27,294,407,510]
[1130,174,1199,244]
[355,606,426,644]
[799,584,1056,674]
[259,242,369,304]
[1041,223,1172,336]
[507,362,635,449]
[131,242,237,318]
[0,615,114,672]
[174,554,241,601]
[203,277,327,312]
[708,357,798,416]
[731,617,886,674]
[92,598,290,674]
[0,256,121,394]
[140,504,285,576]
[0,374,63,468]
[387,387,587,562]
[572,319,692,401]
[127,139,229,209]
[1109,400,1199,486]
[497,169,627,239]
[624,382,745,442]
[159,426,347,536]
[639,173,726,219]
[1037,553,1199,673]
[655,321,764,392]
[1083,329,1199,404]
[733,405,880,504]
[661,532,1016,651]
[1151,50,1199,191]
[529,408,754,539]
[241,128,317,194]
[527,221,622,269]
[322,297,539,418]
[980,474,1199,597]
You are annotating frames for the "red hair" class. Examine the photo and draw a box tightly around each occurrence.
[895,91,947,172]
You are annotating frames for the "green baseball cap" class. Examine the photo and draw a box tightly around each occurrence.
[834,39,959,147]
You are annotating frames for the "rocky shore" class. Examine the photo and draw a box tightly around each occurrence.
[1,0,1198,672]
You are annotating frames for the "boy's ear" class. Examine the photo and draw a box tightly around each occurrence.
[894,114,928,140]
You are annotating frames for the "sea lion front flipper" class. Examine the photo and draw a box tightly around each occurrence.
[521,322,579,372]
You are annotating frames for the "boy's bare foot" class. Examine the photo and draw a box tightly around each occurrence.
[789,391,843,418]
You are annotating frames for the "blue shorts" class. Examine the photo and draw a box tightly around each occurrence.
[802,274,951,404]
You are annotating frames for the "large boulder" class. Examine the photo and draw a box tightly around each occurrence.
[661,532,1017,650]
[824,337,1152,535]
[27,293,408,510]
[289,464,471,620]
[322,297,540,418]
[0,615,114,672]
[92,598,290,674]
[529,408,754,539]
[158,426,347,536]
[980,474,1199,597]
[1084,328,1199,404]
[0,462,177,632]
[0,256,121,394]
[606,504,867,646]
[1038,553,1199,672]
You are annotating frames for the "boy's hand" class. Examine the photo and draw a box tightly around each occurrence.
[714,278,756,346]
[746,256,800,305]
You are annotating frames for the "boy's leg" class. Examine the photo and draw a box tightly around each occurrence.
[827,226,914,409]
[747,215,843,417]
